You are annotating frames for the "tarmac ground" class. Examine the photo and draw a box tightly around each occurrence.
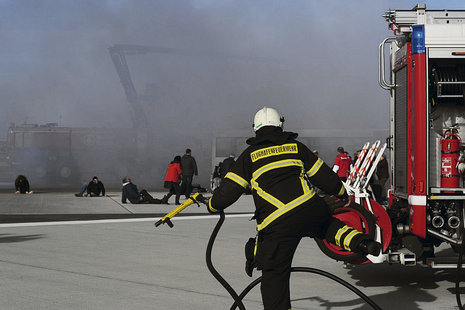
[0,190,464,310]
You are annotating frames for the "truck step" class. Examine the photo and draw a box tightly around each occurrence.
[426,256,465,269]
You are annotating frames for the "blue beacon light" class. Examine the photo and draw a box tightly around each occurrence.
[412,24,426,54]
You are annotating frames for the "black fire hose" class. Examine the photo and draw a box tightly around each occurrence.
[456,235,465,310]
[206,211,383,310]
[205,211,246,310]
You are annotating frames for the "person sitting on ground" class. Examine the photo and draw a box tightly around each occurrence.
[121,177,162,204]
[75,176,106,197]
[15,175,32,194]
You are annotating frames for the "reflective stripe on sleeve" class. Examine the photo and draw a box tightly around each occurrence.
[343,230,362,251]
[208,199,219,213]
[337,184,346,197]
[335,225,350,247]
[306,158,324,177]
[225,172,249,189]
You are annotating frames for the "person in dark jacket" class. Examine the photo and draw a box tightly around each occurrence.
[376,154,389,204]
[121,177,161,204]
[353,149,361,166]
[161,156,182,205]
[180,148,198,198]
[15,175,32,194]
[211,162,222,191]
[75,176,105,197]
[219,153,236,179]
[207,107,381,310]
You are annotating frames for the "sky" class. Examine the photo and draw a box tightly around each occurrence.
[1,0,464,188]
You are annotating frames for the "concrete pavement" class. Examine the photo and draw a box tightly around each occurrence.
[0,191,463,309]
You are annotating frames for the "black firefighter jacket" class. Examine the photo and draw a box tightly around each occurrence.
[209,126,348,231]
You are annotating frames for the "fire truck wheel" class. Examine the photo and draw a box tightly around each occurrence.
[34,166,47,178]
[59,166,72,179]
[315,201,376,265]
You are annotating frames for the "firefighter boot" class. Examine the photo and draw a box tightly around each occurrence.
[354,239,382,256]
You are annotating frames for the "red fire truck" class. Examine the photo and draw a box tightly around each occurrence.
[5,123,149,188]
[318,4,465,268]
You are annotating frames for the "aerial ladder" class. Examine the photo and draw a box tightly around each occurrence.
[108,44,281,129]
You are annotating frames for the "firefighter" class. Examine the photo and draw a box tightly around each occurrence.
[207,107,381,310]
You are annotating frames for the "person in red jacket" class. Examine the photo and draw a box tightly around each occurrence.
[333,147,353,182]
[161,156,182,205]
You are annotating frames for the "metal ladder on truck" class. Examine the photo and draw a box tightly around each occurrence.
[345,140,387,203]
[344,141,393,264]
[383,4,465,34]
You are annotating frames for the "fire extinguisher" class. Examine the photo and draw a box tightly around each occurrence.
[440,130,462,189]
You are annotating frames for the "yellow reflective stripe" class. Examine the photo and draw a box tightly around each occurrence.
[252,179,284,208]
[300,170,312,193]
[208,199,219,213]
[343,230,362,251]
[306,158,324,177]
[225,172,249,189]
[251,159,309,209]
[251,158,317,231]
[257,188,316,231]
[250,160,304,209]
[335,225,350,247]
[252,159,304,180]
[337,184,346,196]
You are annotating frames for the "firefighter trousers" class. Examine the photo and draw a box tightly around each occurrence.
[254,196,367,310]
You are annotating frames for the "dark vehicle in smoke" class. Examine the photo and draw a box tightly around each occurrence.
[5,123,148,188]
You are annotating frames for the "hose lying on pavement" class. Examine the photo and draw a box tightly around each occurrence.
[206,211,383,310]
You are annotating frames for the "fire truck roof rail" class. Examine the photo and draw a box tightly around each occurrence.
[384,3,465,34]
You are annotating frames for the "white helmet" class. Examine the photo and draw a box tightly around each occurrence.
[253,107,284,132]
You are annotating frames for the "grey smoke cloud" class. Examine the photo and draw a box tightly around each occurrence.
[1,0,463,188]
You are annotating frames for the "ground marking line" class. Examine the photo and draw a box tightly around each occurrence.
[0,258,247,300]
[0,213,253,228]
